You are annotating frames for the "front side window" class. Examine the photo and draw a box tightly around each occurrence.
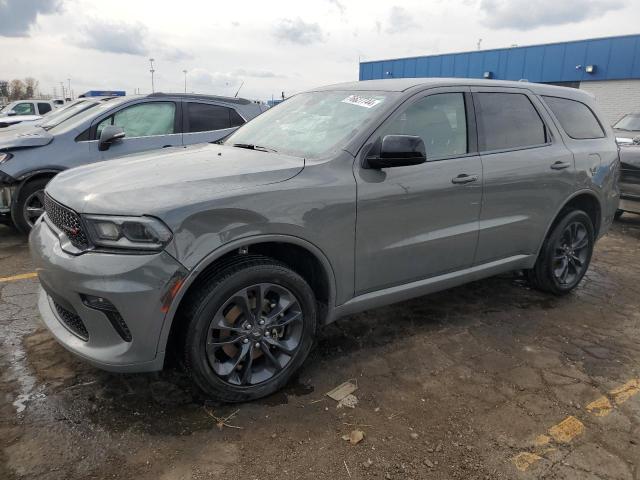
[543,96,605,139]
[13,103,35,115]
[96,102,175,138]
[380,93,467,159]
[186,103,241,132]
[226,91,396,158]
[475,92,547,152]
[613,113,640,131]
[38,103,52,114]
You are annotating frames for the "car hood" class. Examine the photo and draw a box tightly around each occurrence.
[0,126,53,150]
[46,143,305,216]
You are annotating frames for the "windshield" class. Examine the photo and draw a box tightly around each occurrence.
[40,100,97,130]
[225,91,396,158]
[614,114,640,131]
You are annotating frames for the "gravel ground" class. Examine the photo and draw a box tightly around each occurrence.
[1,216,639,480]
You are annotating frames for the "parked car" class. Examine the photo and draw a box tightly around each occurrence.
[1,93,267,232]
[0,114,43,128]
[616,145,640,218]
[0,99,57,117]
[613,113,640,144]
[30,79,619,402]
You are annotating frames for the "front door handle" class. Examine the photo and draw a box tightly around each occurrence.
[550,161,571,170]
[451,174,479,185]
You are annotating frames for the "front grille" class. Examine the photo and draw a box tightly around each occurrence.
[44,195,90,250]
[53,301,89,341]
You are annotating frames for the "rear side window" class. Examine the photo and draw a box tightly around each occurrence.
[186,103,245,133]
[475,92,547,152]
[542,96,605,139]
[38,103,52,114]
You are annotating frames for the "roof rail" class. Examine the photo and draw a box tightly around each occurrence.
[147,92,251,105]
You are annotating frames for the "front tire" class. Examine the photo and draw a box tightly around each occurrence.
[11,177,51,234]
[527,210,594,295]
[182,256,317,403]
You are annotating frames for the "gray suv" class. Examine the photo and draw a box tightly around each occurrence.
[0,93,266,233]
[30,79,619,402]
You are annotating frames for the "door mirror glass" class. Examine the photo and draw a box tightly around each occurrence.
[6,110,16,116]
[366,135,426,169]
[99,125,126,151]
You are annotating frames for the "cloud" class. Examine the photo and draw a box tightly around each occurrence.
[232,68,284,78]
[385,6,419,34]
[326,0,346,15]
[272,17,324,45]
[188,68,241,90]
[480,0,625,30]
[76,19,149,55]
[156,44,193,62]
[0,0,62,37]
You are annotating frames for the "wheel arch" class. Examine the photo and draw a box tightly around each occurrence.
[157,234,338,362]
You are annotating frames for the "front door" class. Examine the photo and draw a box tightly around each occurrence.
[354,88,482,294]
[95,100,182,160]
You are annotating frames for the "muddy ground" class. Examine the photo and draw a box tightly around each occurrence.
[1,216,640,480]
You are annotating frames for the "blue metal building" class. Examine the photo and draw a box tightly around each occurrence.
[359,34,640,124]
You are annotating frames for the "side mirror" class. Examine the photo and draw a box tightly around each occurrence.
[6,110,17,117]
[99,125,125,151]
[365,135,426,169]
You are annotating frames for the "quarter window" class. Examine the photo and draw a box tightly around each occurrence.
[186,103,245,133]
[96,102,175,138]
[381,93,468,159]
[542,96,605,139]
[475,92,547,152]
[13,103,35,115]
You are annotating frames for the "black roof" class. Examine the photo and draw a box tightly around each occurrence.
[147,92,251,105]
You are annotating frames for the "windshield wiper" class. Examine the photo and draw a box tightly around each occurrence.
[232,143,278,153]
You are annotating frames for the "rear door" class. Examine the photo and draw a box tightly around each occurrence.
[471,87,575,264]
[354,87,482,294]
[94,100,182,160]
[182,102,246,145]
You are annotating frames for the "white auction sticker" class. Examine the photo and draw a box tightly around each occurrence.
[341,95,382,108]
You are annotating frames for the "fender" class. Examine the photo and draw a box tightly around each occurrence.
[534,188,602,261]
[155,233,338,357]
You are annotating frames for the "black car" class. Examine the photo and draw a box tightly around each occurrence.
[617,145,640,218]
[613,113,640,145]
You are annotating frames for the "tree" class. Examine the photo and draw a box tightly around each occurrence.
[8,79,26,101]
[0,81,8,99]
[24,77,39,98]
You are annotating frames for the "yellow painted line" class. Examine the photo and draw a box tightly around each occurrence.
[548,416,585,443]
[610,379,640,405]
[514,452,543,472]
[0,272,38,283]
[586,396,613,417]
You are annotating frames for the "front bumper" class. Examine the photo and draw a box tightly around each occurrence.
[30,215,187,372]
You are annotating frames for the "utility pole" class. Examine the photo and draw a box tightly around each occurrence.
[477,38,483,50]
[183,69,187,93]
[60,82,65,100]
[67,78,71,100]
[149,58,155,93]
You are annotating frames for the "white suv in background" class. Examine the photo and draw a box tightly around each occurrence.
[0,100,57,117]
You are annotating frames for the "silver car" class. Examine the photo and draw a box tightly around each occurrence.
[0,93,267,232]
[30,79,619,402]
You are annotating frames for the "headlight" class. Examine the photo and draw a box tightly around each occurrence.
[0,152,13,165]
[82,215,173,252]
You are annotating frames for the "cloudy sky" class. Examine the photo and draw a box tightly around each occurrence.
[0,0,637,101]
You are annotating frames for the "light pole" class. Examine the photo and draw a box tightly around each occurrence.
[149,58,155,93]
[183,69,187,93]
[67,78,71,100]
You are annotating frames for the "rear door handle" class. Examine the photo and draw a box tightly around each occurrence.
[451,174,479,185]
[550,161,571,170]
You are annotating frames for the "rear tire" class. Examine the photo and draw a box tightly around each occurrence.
[181,256,317,403]
[527,210,594,296]
[11,177,51,234]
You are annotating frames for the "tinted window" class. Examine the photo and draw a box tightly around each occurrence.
[543,96,605,139]
[97,102,175,138]
[186,103,243,132]
[38,103,52,114]
[13,103,35,115]
[381,93,467,159]
[475,92,547,151]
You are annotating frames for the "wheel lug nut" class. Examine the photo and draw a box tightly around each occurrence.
[243,338,249,344]
[246,324,252,330]
[255,342,260,348]
[265,331,270,336]
[259,319,265,325]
